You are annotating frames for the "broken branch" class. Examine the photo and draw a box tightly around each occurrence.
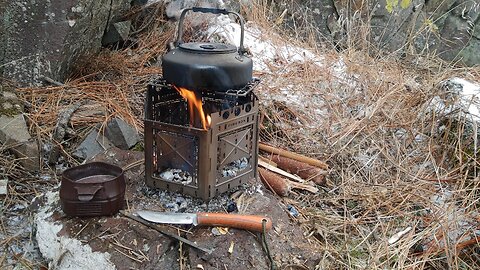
[258,168,318,197]
[258,159,304,183]
[48,102,82,165]
[269,154,327,185]
[259,143,328,169]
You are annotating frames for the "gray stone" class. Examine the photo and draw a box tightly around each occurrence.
[104,117,140,150]
[166,0,226,24]
[73,129,114,160]
[2,91,18,101]
[2,102,12,110]
[303,0,480,66]
[0,0,131,86]
[0,87,23,114]
[0,114,40,171]
[11,141,41,172]
[102,20,132,46]
[429,0,480,66]
[0,114,31,142]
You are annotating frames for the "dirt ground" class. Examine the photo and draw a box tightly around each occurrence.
[32,147,320,270]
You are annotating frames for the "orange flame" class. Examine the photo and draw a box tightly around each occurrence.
[174,86,210,130]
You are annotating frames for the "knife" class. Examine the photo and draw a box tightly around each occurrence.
[136,210,273,232]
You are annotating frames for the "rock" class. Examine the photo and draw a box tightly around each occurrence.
[166,0,226,25]
[131,0,149,5]
[0,86,23,114]
[302,0,480,66]
[11,141,41,172]
[0,179,7,196]
[102,20,132,46]
[73,129,114,160]
[70,103,107,123]
[0,114,40,171]
[104,117,141,150]
[0,0,131,86]
[427,0,480,66]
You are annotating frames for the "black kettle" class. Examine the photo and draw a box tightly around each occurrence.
[162,7,253,92]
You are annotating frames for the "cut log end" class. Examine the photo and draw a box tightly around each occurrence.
[270,154,327,185]
[258,167,290,197]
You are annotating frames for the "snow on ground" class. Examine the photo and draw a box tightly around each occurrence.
[205,15,323,72]
[204,15,355,126]
[35,191,115,270]
[449,77,480,121]
[433,77,480,122]
[430,188,480,247]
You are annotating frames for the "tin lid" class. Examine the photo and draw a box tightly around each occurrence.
[178,42,237,54]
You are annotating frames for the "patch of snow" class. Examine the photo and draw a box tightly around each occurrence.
[430,188,480,246]
[35,191,115,270]
[206,15,323,72]
[449,77,480,120]
[433,77,480,122]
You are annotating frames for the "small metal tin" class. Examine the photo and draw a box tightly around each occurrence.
[60,162,125,217]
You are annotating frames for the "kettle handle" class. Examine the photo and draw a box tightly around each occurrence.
[175,7,246,55]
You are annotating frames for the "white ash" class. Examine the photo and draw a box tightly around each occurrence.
[136,182,252,213]
[221,157,249,177]
[158,168,193,185]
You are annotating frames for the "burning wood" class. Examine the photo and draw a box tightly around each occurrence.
[174,86,210,130]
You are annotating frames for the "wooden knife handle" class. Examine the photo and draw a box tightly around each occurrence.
[197,213,272,232]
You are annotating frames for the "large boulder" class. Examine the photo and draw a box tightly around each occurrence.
[303,0,480,66]
[0,0,131,86]
[424,0,480,66]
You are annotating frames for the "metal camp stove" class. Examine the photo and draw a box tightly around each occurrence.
[144,79,260,200]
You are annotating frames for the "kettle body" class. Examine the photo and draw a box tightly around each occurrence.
[161,7,253,92]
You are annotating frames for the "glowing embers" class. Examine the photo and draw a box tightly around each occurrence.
[174,86,211,130]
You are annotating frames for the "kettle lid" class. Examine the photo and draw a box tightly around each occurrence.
[178,42,237,54]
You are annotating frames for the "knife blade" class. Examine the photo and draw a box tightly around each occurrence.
[136,210,273,232]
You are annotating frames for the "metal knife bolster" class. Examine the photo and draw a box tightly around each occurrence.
[137,210,198,226]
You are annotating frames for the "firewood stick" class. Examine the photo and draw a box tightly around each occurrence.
[258,168,318,196]
[259,143,328,169]
[258,159,304,183]
[289,181,319,194]
[270,154,327,185]
[258,168,289,196]
[258,155,277,167]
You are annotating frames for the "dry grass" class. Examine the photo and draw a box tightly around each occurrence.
[245,1,480,269]
[16,6,175,141]
[1,1,480,269]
